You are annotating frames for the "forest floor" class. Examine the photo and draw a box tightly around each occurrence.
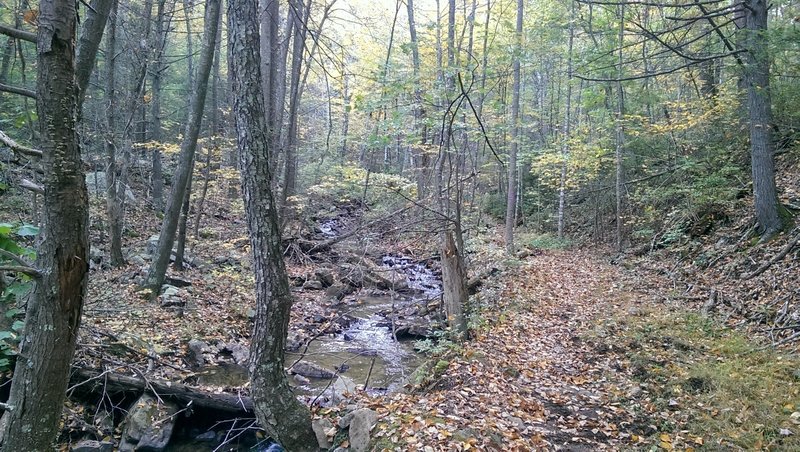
[356,246,800,451]
[4,163,792,450]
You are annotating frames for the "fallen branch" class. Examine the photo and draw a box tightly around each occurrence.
[69,368,254,415]
[741,228,800,280]
[0,129,43,158]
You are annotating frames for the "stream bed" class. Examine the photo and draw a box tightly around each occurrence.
[288,254,442,400]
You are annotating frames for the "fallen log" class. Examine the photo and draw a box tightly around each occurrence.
[69,368,253,415]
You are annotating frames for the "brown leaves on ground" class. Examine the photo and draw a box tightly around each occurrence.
[372,250,646,450]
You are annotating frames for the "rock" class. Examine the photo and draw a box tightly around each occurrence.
[302,280,324,290]
[332,376,358,403]
[325,283,354,301]
[627,385,642,398]
[312,418,333,449]
[195,430,217,442]
[315,268,336,287]
[160,285,180,297]
[187,339,210,366]
[146,235,161,255]
[118,394,179,451]
[293,374,311,385]
[289,361,336,379]
[348,408,378,452]
[71,440,114,452]
[222,342,250,366]
[394,320,434,339]
[130,255,147,266]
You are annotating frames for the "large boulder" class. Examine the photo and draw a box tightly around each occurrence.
[118,394,180,451]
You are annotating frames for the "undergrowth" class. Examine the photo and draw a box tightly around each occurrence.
[617,309,800,450]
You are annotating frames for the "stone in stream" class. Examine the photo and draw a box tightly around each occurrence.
[312,418,334,449]
[118,393,180,451]
[71,440,114,452]
[325,283,354,301]
[289,361,336,379]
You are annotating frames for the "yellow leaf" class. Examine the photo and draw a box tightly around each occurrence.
[693,436,704,445]
[659,433,671,442]
[659,441,673,450]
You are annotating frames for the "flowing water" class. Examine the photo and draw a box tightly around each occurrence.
[287,254,442,400]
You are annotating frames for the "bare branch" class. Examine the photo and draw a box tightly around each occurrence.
[0,24,36,43]
[0,82,37,99]
[19,179,44,194]
[0,130,43,158]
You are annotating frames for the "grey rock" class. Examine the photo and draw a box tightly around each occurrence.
[130,255,147,266]
[348,408,378,452]
[195,430,217,442]
[118,393,179,451]
[223,343,250,366]
[188,339,210,366]
[325,283,354,301]
[160,285,179,297]
[332,376,358,403]
[71,440,113,452]
[293,374,311,385]
[302,280,324,290]
[315,268,336,287]
[312,418,333,449]
[290,361,336,379]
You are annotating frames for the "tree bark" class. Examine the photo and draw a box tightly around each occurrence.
[504,0,522,254]
[149,0,168,212]
[75,0,114,110]
[557,1,575,240]
[743,0,782,237]
[228,0,317,448]
[104,0,125,268]
[144,0,220,296]
[0,0,89,448]
[615,4,625,253]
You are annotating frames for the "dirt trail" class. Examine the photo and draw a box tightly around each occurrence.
[371,250,651,450]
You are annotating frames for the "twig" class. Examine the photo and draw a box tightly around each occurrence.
[363,356,376,391]
[741,228,800,280]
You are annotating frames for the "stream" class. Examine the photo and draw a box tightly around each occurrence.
[288,254,442,399]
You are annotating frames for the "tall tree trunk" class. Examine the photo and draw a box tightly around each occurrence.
[143,0,220,296]
[0,0,88,448]
[105,0,125,267]
[744,0,782,237]
[227,0,317,448]
[150,0,168,212]
[75,0,114,110]
[174,157,194,270]
[504,0,522,254]
[615,4,625,253]
[407,0,428,200]
[557,0,574,240]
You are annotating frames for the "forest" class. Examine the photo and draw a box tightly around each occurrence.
[0,0,798,449]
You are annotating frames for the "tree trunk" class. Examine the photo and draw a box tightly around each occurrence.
[504,0,522,255]
[105,0,125,268]
[557,1,574,240]
[143,0,220,296]
[615,5,625,253]
[0,0,89,448]
[744,0,782,237]
[441,231,468,336]
[174,156,194,271]
[75,0,114,110]
[150,0,168,212]
[227,0,317,448]
[407,0,428,200]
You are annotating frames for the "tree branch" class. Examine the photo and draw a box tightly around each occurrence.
[0,24,36,43]
[19,179,44,194]
[0,130,43,158]
[0,83,37,99]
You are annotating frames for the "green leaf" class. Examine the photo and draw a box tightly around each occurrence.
[11,320,24,332]
[16,224,38,237]
[0,223,12,236]
[0,331,15,341]
[4,308,23,318]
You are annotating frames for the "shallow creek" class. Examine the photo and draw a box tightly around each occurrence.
[288,254,442,399]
